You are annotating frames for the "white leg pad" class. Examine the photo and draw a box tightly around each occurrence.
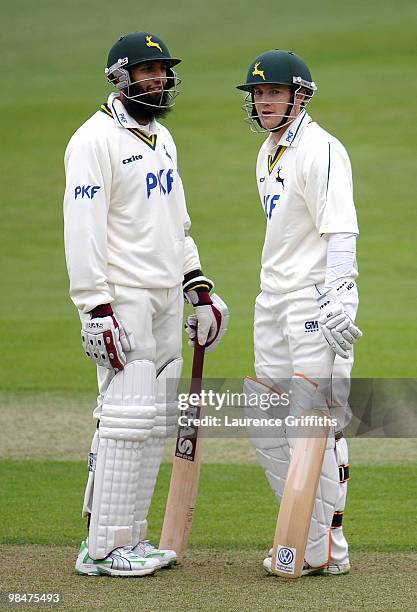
[244,377,290,500]
[132,358,183,544]
[330,437,349,563]
[82,429,99,517]
[88,360,156,560]
[305,444,340,567]
[257,445,291,499]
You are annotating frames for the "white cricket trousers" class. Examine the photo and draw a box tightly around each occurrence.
[90,283,184,416]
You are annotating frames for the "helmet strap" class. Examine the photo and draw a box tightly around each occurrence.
[270,88,297,132]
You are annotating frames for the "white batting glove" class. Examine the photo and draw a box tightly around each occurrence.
[185,292,229,352]
[318,284,362,359]
[81,304,135,371]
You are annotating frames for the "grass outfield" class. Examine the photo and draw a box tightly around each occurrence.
[0,546,417,612]
[2,0,417,391]
[2,1,416,610]
[1,459,417,611]
[2,461,417,552]
[1,548,416,611]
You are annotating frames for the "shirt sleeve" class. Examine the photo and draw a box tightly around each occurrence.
[302,137,359,235]
[167,133,203,275]
[63,131,113,313]
[324,232,357,292]
[183,234,202,275]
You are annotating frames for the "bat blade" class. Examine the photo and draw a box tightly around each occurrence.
[271,416,329,578]
[159,343,205,561]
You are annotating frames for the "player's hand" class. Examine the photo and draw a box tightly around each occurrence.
[81,304,135,371]
[318,288,362,359]
[185,292,229,352]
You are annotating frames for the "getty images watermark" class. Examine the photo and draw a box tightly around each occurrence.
[166,378,417,438]
[177,388,337,429]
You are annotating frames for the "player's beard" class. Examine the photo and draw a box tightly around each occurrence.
[121,83,172,124]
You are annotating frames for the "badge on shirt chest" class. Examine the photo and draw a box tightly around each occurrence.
[275,166,285,190]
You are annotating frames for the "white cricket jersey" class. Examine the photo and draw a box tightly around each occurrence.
[64,93,201,313]
[256,110,359,294]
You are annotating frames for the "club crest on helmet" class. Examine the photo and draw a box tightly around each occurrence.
[146,35,163,53]
[252,62,265,80]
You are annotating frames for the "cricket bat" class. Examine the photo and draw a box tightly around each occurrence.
[159,342,205,561]
[271,413,329,578]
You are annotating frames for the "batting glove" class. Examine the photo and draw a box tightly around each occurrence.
[185,291,229,352]
[318,282,362,359]
[81,304,135,371]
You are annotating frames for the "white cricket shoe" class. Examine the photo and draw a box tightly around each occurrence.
[75,539,160,577]
[263,549,325,576]
[132,540,177,568]
[323,559,351,575]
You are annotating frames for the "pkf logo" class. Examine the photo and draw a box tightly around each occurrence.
[305,320,319,332]
[263,194,281,220]
[146,168,175,198]
[285,129,294,143]
[278,547,294,566]
[74,185,101,200]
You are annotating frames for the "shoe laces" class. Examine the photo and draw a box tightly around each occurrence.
[135,540,156,554]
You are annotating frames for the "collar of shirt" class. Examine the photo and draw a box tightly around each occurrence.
[266,109,311,152]
[107,92,159,134]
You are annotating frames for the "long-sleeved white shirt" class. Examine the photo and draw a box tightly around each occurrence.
[256,110,359,294]
[64,93,201,312]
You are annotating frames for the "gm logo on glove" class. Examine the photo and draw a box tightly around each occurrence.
[74,185,101,199]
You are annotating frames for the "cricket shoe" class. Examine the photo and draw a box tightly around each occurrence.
[323,559,351,575]
[75,539,160,577]
[263,549,325,576]
[132,540,177,568]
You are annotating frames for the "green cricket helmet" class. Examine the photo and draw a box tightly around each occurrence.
[237,49,316,93]
[105,32,181,106]
[237,50,317,132]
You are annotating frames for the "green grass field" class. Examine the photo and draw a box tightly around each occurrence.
[1,0,417,609]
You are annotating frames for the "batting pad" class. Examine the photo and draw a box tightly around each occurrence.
[305,445,340,567]
[88,360,156,560]
[243,377,291,500]
[132,358,183,544]
[329,437,349,564]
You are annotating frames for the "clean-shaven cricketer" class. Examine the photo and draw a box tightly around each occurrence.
[238,50,362,575]
[63,31,228,577]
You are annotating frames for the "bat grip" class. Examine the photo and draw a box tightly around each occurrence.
[190,342,205,395]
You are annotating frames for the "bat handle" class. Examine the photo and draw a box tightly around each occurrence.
[190,341,205,394]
